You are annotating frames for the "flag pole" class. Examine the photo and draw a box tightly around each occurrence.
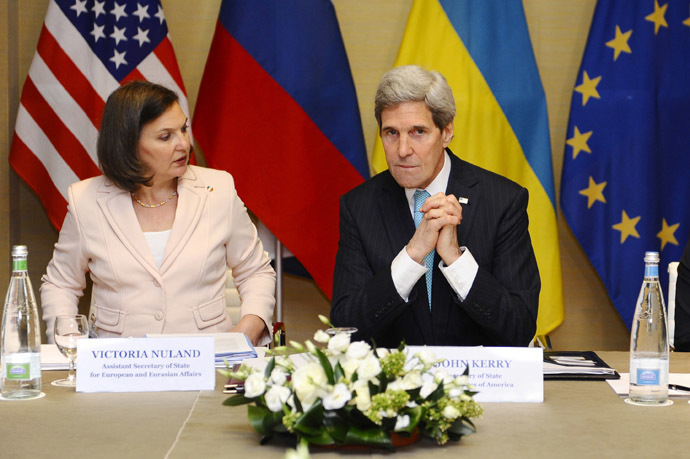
[275,239,283,323]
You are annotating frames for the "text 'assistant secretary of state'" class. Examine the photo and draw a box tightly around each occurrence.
[331,65,540,348]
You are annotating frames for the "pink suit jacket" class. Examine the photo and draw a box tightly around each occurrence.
[40,165,276,343]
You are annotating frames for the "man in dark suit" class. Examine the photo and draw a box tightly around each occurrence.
[330,65,540,347]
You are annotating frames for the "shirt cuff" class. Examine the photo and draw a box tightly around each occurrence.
[391,247,428,302]
[439,247,478,301]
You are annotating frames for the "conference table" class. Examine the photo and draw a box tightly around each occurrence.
[2,351,689,458]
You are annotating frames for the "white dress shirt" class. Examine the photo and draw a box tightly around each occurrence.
[390,151,479,302]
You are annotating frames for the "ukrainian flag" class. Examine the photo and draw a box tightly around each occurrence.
[373,0,564,336]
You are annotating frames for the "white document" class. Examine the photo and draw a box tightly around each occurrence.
[543,362,617,376]
[40,344,70,370]
[607,373,690,398]
[146,332,257,367]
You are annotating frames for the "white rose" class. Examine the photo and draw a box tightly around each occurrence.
[341,358,361,379]
[443,404,461,420]
[287,393,297,410]
[356,355,382,381]
[454,375,469,386]
[434,369,453,385]
[416,347,437,365]
[403,359,423,372]
[394,414,410,431]
[328,333,351,354]
[400,371,423,390]
[448,388,463,399]
[328,355,341,369]
[244,373,267,398]
[353,382,371,411]
[265,385,291,412]
[419,380,438,399]
[345,341,371,360]
[314,330,331,343]
[270,367,288,386]
[285,442,310,459]
[387,379,403,391]
[375,348,390,359]
[291,362,328,409]
[276,356,292,370]
[352,379,368,390]
[322,383,352,410]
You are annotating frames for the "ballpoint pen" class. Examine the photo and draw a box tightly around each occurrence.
[668,384,690,392]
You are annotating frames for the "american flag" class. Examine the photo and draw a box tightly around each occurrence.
[9,0,189,230]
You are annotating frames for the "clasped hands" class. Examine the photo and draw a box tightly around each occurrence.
[406,192,463,266]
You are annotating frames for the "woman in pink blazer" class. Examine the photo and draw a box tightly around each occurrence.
[40,82,275,345]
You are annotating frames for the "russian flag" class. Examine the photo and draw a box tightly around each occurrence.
[193,0,369,296]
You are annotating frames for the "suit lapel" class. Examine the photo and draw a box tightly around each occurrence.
[97,180,160,278]
[379,174,415,255]
[379,173,434,343]
[445,151,480,246]
[160,166,207,273]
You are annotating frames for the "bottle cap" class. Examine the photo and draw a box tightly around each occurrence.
[11,245,28,258]
[644,251,660,263]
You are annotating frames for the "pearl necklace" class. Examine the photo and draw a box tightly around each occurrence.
[132,191,178,208]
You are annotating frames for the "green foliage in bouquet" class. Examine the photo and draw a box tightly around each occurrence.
[220,316,483,450]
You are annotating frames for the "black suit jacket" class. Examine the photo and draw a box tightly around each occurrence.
[331,151,540,347]
[673,232,690,351]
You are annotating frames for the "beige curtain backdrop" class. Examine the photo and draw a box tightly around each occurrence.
[0,0,630,349]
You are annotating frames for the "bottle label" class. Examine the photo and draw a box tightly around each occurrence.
[5,362,30,380]
[1,353,41,380]
[636,368,660,385]
[644,265,659,278]
[12,259,27,272]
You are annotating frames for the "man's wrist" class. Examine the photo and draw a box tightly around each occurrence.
[440,247,462,266]
[405,244,426,264]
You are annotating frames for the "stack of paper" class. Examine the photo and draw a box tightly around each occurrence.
[607,373,690,398]
[543,360,617,376]
[146,333,257,367]
[543,351,619,380]
[212,333,258,367]
[40,344,70,370]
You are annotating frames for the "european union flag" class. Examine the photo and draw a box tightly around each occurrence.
[561,0,690,327]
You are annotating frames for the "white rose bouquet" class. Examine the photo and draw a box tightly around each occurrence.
[221,316,482,451]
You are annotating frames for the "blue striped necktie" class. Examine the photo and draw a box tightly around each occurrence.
[413,190,434,309]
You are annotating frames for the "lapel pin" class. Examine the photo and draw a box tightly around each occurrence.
[206,186,214,192]
[458,197,469,204]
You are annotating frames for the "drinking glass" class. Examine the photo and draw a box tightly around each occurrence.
[325,327,358,336]
[52,314,89,387]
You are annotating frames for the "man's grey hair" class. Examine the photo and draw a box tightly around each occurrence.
[374,65,456,131]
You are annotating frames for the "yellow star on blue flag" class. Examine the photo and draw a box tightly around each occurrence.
[561,0,690,327]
